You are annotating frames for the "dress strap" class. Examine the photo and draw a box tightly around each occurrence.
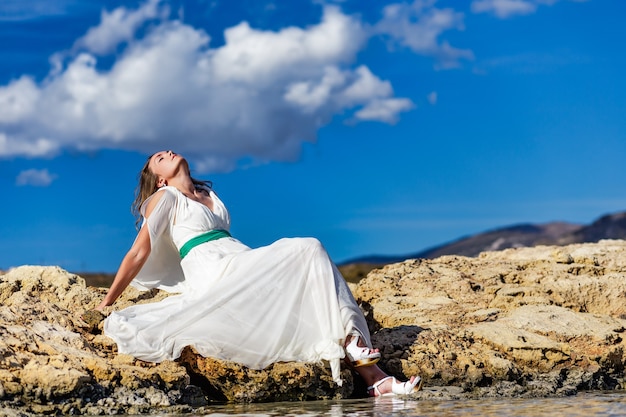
[179,230,231,259]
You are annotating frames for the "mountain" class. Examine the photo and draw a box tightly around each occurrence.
[558,211,626,243]
[340,210,626,268]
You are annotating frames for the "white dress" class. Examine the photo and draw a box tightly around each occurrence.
[104,186,371,385]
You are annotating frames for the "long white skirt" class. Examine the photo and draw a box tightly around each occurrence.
[104,237,370,385]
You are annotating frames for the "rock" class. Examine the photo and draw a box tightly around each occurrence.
[355,240,626,393]
[81,309,106,332]
[179,347,353,402]
[0,266,190,415]
[2,241,626,413]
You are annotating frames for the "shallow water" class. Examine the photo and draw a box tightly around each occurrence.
[169,392,626,417]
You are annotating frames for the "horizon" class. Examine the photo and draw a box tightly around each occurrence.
[345,211,616,264]
[1,0,625,273]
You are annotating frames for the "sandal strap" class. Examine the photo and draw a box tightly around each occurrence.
[368,376,393,390]
[367,376,393,396]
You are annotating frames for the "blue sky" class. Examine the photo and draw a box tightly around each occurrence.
[1,0,625,272]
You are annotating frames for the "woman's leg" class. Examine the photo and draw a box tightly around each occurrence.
[329,258,421,394]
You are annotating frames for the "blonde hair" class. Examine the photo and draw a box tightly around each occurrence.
[132,154,212,229]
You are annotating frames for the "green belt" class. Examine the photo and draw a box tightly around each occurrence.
[179,229,231,259]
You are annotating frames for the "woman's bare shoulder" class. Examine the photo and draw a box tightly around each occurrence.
[144,187,177,217]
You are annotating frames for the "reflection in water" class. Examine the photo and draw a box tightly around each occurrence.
[191,392,626,417]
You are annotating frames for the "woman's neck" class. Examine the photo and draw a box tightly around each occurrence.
[166,173,196,196]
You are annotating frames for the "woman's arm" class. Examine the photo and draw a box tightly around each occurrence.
[95,190,166,311]
[95,226,151,310]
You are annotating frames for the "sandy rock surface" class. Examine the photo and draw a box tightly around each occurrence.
[1,240,626,414]
[357,240,626,397]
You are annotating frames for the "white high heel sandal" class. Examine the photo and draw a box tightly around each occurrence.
[368,376,423,397]
[344,335,381,367]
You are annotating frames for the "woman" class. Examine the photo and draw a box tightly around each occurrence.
[96,150,421,397]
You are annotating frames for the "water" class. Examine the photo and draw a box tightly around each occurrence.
[169,392,626,417]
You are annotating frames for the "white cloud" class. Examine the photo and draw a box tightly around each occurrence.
[471,0,537,18]
[0,133,59,158]
[284,67,348,113]
[0,76,40,123]
[340,66,393,103]
[74,0,164,55]
[474,51,585,74]
[470,0,584,18]
[375,0,474,69]
[15,169,58,187]
[354,98,414,123]
[0,0,85,21]
[212,7,366,84]
[427,91,437,105]
[0,3,414,171]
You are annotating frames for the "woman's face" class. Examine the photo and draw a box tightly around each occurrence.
[149,150,185,184]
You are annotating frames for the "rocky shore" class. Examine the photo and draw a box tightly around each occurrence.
[1,240,626,415]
